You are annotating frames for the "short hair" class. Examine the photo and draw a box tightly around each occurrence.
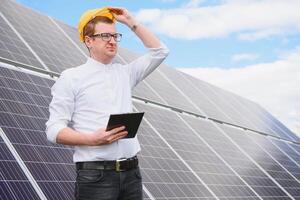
[83,16,114,42]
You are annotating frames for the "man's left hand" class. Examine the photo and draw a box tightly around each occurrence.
[108,7,136,28]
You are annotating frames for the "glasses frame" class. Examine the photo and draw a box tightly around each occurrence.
[91,32,122,42]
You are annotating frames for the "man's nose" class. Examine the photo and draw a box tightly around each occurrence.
[109,37,117,44]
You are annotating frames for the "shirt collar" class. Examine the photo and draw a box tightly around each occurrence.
[86,57,112,69]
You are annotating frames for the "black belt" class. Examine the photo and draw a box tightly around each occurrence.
[76,156,138,172]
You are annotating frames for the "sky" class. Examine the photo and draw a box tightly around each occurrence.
[16,0,300,136]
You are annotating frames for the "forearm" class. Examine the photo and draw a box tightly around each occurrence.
[56,126,128,146]
[56,127,90,146]
[129,21,161,48]
[110,7,161,48]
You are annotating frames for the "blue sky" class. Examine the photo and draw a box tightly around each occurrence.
[15,0,300,135]
[15,0,300,69]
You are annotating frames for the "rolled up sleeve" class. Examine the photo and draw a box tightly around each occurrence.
[45,70,75,143]
[127,43,169,88]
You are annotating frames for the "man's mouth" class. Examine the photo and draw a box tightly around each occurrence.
[107,47,116,51]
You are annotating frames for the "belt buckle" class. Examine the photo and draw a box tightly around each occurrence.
[116,158,126,172]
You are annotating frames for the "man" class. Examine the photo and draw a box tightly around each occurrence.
[46,7,169,200]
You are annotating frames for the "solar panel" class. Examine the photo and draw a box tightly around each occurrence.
[219,125,300,199]
[249,135,300,181]
[134,101,264,199]
[181,71,298,141]
[0,0,300,199]
[0,136,41,200]
[226,93,295,141]
[0,65,75,200]
[288,144,300,160]
[159,65,233,122]
[119,48,298,143]
[271,139,300,167]
[0,12,44,69]
[180,114,292,199]
[133,108,215,199]
[247,103,300,142]
[51,19,89,57]
[1,0,86,73]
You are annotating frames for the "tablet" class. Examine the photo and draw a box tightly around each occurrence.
[106,112,144,138]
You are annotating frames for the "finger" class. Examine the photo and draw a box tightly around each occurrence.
[108,126,125,135]
[108,7,124,15]
[107,131,128,143]
[112,131,128,139]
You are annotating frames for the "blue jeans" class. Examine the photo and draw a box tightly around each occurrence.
[75,167,143,200]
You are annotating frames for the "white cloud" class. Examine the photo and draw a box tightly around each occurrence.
[231,53,259,63]
[177,47,300,136]
[136,0,300,40]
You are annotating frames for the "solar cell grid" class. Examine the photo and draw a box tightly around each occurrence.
[181,114,291,199]
[216,89,280,135]
[248,134,300,181]
[289,144,300,161]
[180,73,260,130]
[133,80,167,105]
[0,135,40,200]
[133,105,215,199]
[1,0,86,73]
[138,71,200,113]
[134,102,261,199]
[0,13,44,69]
[160,66,233,122]
[0,66,75,199]
[180,71,298,143]
[229,94,292,140]
[271,140,300,167]
[52,19,88,57]
[115,47,202,113]
[250,103,300,142]
[219,125,300,199]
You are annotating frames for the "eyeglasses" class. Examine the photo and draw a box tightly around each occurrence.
[91,33,122,42]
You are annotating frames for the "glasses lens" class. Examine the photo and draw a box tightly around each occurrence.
[114,33,122,42]
[93,33,122,42]
[101,33,111,41]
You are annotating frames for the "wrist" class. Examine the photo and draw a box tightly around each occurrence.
[130,24,138,32]
[84,133,96,146]
[127,20,138,31]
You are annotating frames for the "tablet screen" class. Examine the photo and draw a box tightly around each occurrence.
[106,112,144,138]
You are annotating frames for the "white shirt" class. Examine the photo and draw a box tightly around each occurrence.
[46,44,169,162]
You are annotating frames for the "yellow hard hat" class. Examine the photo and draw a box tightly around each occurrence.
[78,7,116,42]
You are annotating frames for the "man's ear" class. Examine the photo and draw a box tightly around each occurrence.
[84,36,93,48]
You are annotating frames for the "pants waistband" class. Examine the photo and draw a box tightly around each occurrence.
[76,156,138,172]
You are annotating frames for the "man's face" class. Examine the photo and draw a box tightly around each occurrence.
[86,22,118,61]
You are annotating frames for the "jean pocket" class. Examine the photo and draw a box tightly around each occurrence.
[135,168,142,180]
[77,170,104,183]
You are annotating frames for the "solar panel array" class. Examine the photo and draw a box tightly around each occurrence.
[0,0,299,199]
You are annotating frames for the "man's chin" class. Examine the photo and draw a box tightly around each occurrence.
[106,51,117,58]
